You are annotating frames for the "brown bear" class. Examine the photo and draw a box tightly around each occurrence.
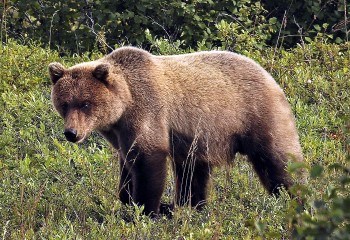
[49,47,303,216]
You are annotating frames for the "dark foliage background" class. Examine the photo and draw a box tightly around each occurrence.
[1,0,349,53]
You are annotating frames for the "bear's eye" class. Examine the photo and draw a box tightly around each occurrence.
[62,102,68,115]
[81,102,91,111]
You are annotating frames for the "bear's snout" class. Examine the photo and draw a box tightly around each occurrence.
[64,128,78,142]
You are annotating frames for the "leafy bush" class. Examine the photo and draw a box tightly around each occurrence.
[262,0,350,46]
[1,0,348,54]
[291,158,350,239]
[1,0,277,54]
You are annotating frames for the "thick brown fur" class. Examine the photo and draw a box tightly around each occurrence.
[49,47,304,216]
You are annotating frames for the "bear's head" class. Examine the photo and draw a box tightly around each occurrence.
[49,61,131,143]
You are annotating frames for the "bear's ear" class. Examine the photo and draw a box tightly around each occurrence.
[48,62,65,84]
[92,63,110,84]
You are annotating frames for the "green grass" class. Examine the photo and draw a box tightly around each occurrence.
[0,39,349,239]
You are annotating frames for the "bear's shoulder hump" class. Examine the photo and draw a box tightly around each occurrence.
[105,47,152,66]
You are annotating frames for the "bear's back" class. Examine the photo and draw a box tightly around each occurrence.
[103,47,290,140]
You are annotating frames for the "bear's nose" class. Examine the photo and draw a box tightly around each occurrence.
[64,128,78,142]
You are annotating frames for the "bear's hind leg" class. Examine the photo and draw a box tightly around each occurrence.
[190,161,211,209]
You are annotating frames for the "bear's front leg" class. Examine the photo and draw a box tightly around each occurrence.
[118,156,133,205]
[130,150,168,216]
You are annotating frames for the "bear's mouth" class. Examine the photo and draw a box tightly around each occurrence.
[76,133,87,143]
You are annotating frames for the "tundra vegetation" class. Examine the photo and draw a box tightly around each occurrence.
[0,0,349,239]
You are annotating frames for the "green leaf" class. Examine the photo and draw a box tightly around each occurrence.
[288,161,307,173]
[269,17,277,24]
[305,37,312,43]
[340,176,350,186]
[314,25,321,31]
[335,37,343,44]
[327,185,337,199]
[254,220,266,233]
[313,200,325,209]
[329,163,344,171]
[310,164,323,179]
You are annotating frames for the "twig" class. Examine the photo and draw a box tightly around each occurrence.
[279,10,288,40]
[1,4,16,44]
[2,220,10,240]
[83,0,113,51]
[293,16,305,48]
[344,0,349,43]
[84,12,113,51]
[0,0,6,43]
[49,10,59,49]
[148,16,172,41]
[271,10,287,72]
[305,2,328,32]
[277,34,306,39]
[216,13,247,30]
